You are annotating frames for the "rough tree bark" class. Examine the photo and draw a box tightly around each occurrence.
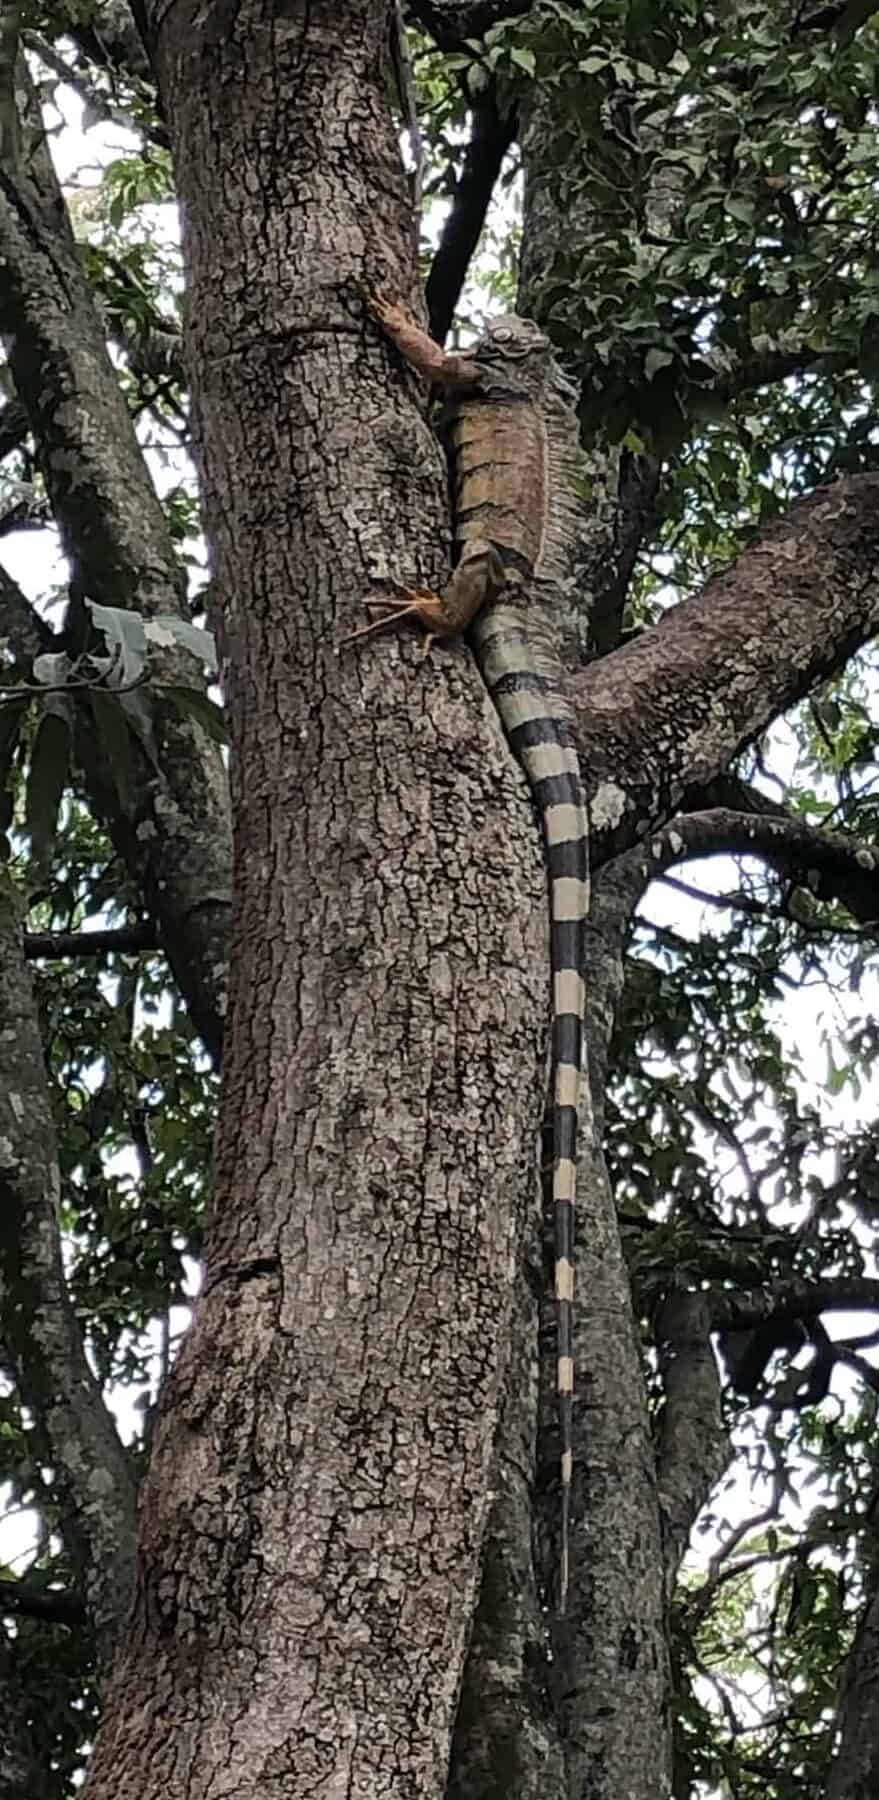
[828,1577,879,1800]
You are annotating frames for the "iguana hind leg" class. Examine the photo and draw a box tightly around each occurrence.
[340,545,506,655]
[339,589,452,657]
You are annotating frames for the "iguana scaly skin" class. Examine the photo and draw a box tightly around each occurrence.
[347,294,589,1615]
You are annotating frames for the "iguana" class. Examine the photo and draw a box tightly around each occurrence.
[346,292,589,1615]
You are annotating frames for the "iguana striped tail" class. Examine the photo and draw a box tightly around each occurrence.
[472,600,588,1617]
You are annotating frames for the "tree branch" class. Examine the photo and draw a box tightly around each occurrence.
[572,474,879,863]
[0,869,138,1672]
[828,1575,879,1797]
[24,32,168,148]
[405,0,528,49]
[24,922,158,959]
[0,54,230,1060]
[0,1632,57,1796]
[630,805,879,927]
[67,0,154,85]
[712,337,870,403]
[0,395,30,461]
[425,86,517,344]
[655,1290,730,1580]
[0,562,55,660]
[711,1277,879,1330]
[0,1576,85,1626]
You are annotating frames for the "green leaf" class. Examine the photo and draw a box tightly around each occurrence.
[118,687,161,774]
[32,651,74,687]
[510,46,535,76]
[85,600,148,688]
[725,196,755,227]
[25,710,71,869]
[645,347,674,381]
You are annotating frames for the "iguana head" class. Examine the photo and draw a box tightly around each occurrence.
[469,315,579,412]
[473,314,549,366]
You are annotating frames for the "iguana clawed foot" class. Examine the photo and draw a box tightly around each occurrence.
[359,287,414,338]
[357,284,480,388]
[339,586,452,659]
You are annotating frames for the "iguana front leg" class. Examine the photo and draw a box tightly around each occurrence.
[342,293,503,650]
[359,289,483,390]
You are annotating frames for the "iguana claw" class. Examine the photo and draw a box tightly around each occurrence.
[338,588,451,654]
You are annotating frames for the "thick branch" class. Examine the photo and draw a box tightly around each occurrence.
[0,563,54,660]
[589,450,661,657]
[24,33,168,148]
[426,88,517,345]
[572,474,879,860]
[540,859,672,1798]
[68,0,154,84]
[24,923,158,959]
[0,1635,55,1798]
[713,330,879,403]
[656,1291,730,1581]
[828,1579,879,1798]
[0,870,138,1671]
[449,1199,567,1800]
[0,396,30,462]
[710,1277,879,1330]
[0,1577,85,1626]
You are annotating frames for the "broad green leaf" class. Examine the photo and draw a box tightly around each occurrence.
[32,651,73,687]
[85,600,148,688]
[510,46,535,76]
[118,687,161,773]
[645,347,674,380]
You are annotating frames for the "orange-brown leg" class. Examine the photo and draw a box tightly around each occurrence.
[338,590,452,650]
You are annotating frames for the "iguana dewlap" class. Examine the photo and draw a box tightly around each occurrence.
[348,293,589,1616]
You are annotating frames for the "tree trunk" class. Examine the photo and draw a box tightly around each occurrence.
[71,6,879,1797]
[82,3,556,1794]
[0,56,231,1060]
[827,1574,879,1799]
[0,871,137,1670]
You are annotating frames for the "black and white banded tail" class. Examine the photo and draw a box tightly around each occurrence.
[472,598,588,1616]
